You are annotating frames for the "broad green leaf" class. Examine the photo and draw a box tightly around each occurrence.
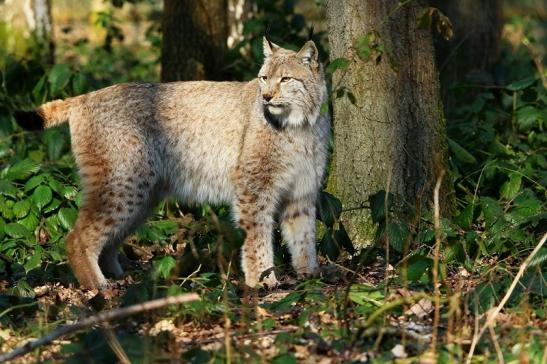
[43,129,67,160]
[369,190,393,223]
[319,228,340,260]
[404,254,432,282]
[506,77,536,91]
[326,57,350,75]
[0,217,5,239]
[24,249,43,273]
[318,191,342,226]
[72,71,88,94]
[0,180,18,198]
[348,283,384,306]
[24,174,46,192]
[61,185,78,200]
[455,204,475,230]
[13,199,31,218]
[448,138,477,164]
[516,105,543,131]
[480,197,504,228]
[500,173,522,200]
[4,159,40,181]
[32,74,47,103]
[43,198,62,213]
[58,207,78,230]
[334,222,355,255]
[48,64,72,95]
[0,197,14,219]
[152,220,178,235]
[385,222,409,253]
[19,212,39,232]
[32,185,53,210]
[154,256,176,280]
[4,222,31,239]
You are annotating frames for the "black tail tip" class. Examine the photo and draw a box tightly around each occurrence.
[13,110,44,131]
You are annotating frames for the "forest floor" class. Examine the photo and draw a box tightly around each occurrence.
[1,248,545,363]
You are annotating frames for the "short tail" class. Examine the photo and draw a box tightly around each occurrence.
[14,99,74,131]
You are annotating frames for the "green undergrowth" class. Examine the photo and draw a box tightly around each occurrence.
[0,3,545,363]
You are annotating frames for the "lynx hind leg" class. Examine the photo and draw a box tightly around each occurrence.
[234,196,278,288]
[281,200,319,278]
[68,144,159,289]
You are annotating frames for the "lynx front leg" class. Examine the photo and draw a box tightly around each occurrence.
[234,199,278,288]
[281,199,319,278]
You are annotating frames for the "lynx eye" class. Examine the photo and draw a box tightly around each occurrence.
[260,76,268,82]
[280,77,292,82]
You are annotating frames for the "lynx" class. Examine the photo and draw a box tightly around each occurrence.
[14,38,330,290]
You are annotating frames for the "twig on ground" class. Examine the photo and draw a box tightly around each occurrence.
[0,293,200,363]
[466,232,547,363]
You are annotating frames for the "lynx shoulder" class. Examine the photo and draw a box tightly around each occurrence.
[14,38,330,290]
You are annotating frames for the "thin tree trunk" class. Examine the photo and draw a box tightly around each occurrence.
[325,0,452,245]
[161,0,229,82]
[23,0,55,64]
[432,0,503,119]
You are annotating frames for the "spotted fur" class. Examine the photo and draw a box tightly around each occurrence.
[15,39,330,290]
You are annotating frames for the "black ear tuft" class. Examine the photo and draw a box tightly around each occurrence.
[13,110,44,131]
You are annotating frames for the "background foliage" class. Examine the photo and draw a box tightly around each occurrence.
[0,0,545,362]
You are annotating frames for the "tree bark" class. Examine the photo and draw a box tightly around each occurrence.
[23,0,55,64]
[325,0,452,245]
[161,0,229,82]
[432,0,503,119]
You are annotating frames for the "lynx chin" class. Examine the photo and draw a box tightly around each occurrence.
[14,38,330,290]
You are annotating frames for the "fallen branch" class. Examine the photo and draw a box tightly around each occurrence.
[0,293,200,363]
[466,232,547,363]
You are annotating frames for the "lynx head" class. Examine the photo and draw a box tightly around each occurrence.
[258,37,326,129]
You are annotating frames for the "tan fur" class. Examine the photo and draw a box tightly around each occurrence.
[35,39,330,289]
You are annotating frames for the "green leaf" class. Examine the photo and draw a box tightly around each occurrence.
[448,138,477,164]
[404,254,432,282]
[19,212,39,232]
[455,204,475,230]
[334,222,355,255]
[43,129,67,160]
[43,198,62,213]
[152,220,178,235]
[72,72,88,94]
[348,283,384,306]
[0,180,18,198]
[385,222,409,253]
[506,77,536,91]
[24,249,43,273]
[516,105,543,131]
[325,57,350,75]
[319,228,339,260]
[318,191,342,227]
[24,174,46,192]
[500,173,522,200]
[4,222,31,239]
[369,190,393,223]
[480,197,504,228]
[58,207,78,230]
[48,64,72,95]
[153,256,176,280]
[32,185,53,210]
[32,74,47,103]
[4,159,40,181]
[13,199,31,218]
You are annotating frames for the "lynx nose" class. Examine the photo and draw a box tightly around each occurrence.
[263,94,273,102]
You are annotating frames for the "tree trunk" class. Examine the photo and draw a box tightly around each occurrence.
[432,0,503,119]
[161,0,229,82]
[23,0,55,64]
[325,0,452,245]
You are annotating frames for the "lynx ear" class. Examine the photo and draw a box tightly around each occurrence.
[263,36,280,58]
[297,40,318,65]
